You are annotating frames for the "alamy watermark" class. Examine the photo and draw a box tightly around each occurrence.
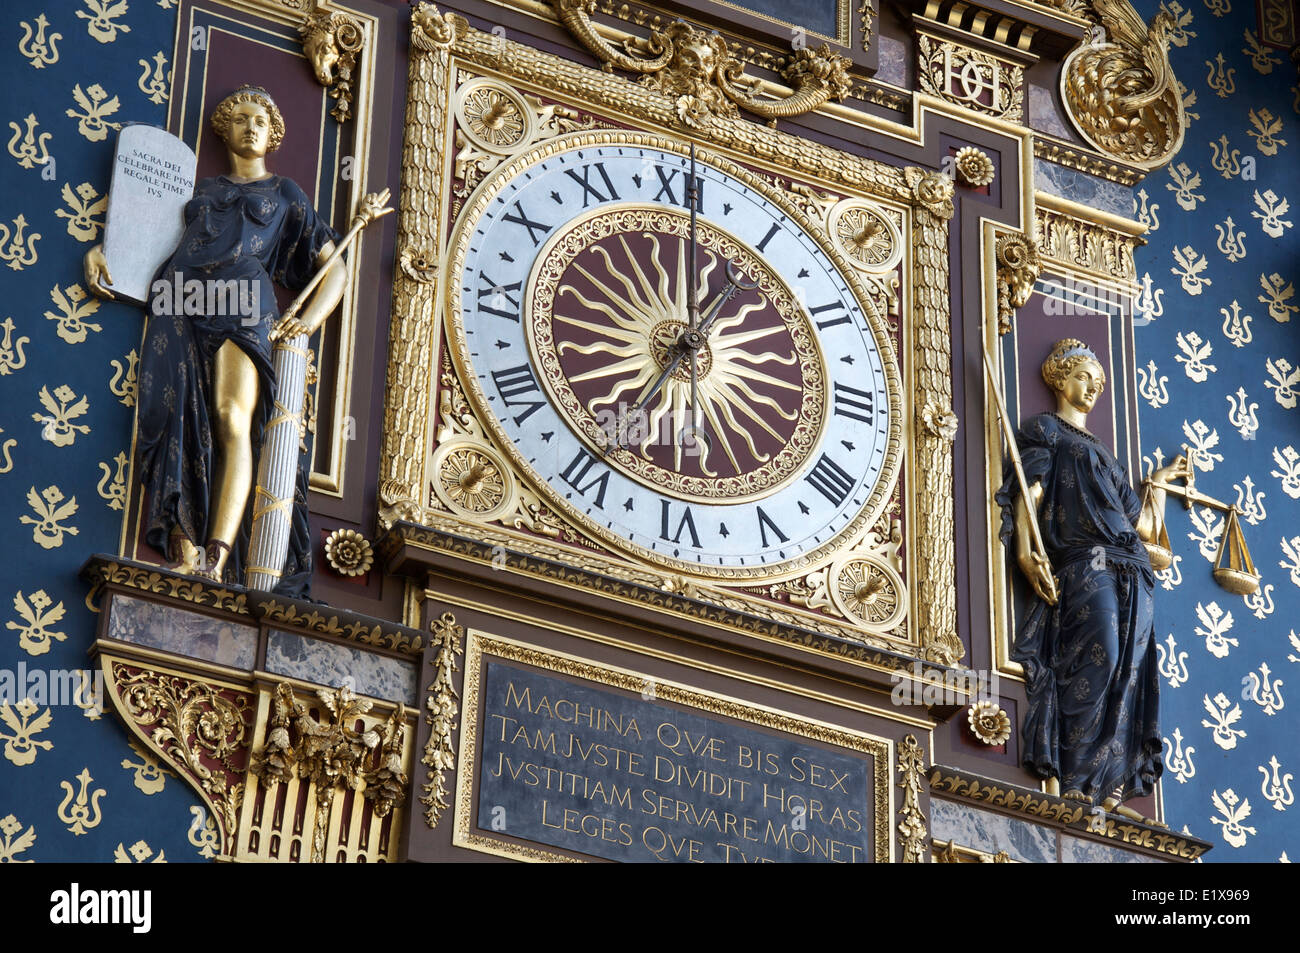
[0,662,104,714]
[889,660,1000,707]
[149,272,261,325]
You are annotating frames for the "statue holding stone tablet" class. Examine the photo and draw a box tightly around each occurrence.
[84,85,389,595]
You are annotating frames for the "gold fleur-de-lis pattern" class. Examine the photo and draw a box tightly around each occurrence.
[0,2,215,864]
[1135,0,1299,861]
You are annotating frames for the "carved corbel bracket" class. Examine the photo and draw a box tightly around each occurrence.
[1060,0,1186,169]
[553,1,853,128]
[299,5,366,123]
[995,232,1042,335]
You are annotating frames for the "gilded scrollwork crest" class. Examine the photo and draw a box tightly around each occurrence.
[552,1,853,128]
[1061,0,1187,169]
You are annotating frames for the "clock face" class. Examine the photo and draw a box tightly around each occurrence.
[446,134,901,580]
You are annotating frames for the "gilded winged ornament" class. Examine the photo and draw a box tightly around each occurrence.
[1061,0,1186,169]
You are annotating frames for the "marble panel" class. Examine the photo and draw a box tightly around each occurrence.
[106,593,257,670]
[265,629,417,705]
[930,797,1059,863]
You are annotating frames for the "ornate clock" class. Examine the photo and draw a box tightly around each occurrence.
[380,20,961,666]
[444,132,903,589]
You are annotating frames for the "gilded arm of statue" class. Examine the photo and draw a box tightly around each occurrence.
[1013,481,1057,605]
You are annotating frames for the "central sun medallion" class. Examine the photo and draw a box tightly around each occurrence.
[527,204,827,504]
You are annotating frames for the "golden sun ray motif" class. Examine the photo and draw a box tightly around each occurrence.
[528,205,827,503]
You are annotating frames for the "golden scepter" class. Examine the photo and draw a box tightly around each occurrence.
[981,338,1056,603]
[269,188,394,343]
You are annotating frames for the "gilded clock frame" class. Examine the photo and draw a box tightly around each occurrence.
[380,5,962,666]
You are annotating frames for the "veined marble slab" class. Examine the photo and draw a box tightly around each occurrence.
[265,629,417,705]
[106,593,257,669]
[930,798,1058,863]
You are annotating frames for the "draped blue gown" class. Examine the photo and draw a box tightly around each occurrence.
[996,413,1163,803]
[136,174,339,597]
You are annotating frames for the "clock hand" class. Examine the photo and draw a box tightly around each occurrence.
[605,271,748,458]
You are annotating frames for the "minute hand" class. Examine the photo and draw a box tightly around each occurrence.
[604,270,751,455]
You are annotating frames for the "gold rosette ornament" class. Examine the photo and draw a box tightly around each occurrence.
[967,700,1012,746]
[323,528,374,577]
[953,147,995,188]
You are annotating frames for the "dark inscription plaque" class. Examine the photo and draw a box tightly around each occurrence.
[477,662,873,862]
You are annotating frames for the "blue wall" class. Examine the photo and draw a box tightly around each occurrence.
[1132,0,1299,860]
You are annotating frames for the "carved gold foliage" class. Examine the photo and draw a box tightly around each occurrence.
[918,35,1023,123]
[1061,0,1186,169]
[86,560,249,615]
[20,485,79,549]
[953,147,995,187]
[897,734,928,863]
[115,666,250,847]
[553,2,852,128]
[905,167,959,665]
[995,233,1042,335]
[256,599,422,654]
[422,611,463,829]
[967,700,1012,745]
[7,589,67,656]
[299,10,365,122]
[251,682,408,861]
[1035,205,1138,282]
[0,814,36,862]
[1,698,53,766]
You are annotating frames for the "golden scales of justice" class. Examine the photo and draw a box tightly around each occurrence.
[1142,445,1260,596]
[982,343,1260,597]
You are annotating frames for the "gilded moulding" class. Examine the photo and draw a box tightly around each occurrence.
[551,1,854,128]
[451,632,894,862]
[1060,0,1187,170]
[377,5,461,529]
[928,765,1212,860]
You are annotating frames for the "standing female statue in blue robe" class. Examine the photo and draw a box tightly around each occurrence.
[85,86,351,595]
[997,339,1189,819]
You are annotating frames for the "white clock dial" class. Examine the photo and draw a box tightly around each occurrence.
[446,135,902,579]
